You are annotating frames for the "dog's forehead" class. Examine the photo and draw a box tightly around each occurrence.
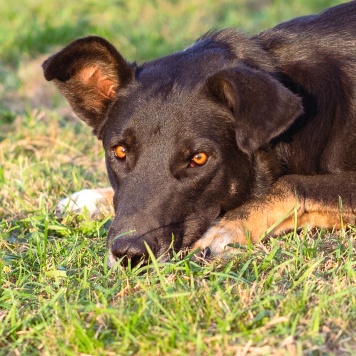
[108,88,213,138]
[104,37,241,144]
[104,82,234,149]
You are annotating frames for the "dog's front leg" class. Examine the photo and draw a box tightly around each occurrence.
[195,173,356,255]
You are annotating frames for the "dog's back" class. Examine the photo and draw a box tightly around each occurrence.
[255,1,356,174]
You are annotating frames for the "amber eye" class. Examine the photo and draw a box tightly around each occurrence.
[114,145,127,159]
[190,152,208,167]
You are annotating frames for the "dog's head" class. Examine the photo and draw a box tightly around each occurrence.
[43,30,302,266]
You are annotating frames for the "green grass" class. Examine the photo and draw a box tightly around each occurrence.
[1,0,355,355]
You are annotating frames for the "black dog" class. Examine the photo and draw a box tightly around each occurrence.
[43,2,356,266]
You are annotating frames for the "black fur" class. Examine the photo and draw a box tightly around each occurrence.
[43,2,356,266]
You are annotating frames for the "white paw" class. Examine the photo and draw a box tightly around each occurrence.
[198,225,235,255]
[193,217,246,256]
[56,189,107,216]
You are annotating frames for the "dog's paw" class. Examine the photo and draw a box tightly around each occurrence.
[56,189,109,216]
[193,217,247,256]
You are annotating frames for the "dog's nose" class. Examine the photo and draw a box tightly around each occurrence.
[109,235,156,267]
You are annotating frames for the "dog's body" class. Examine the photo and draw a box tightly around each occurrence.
[44,2,356,266]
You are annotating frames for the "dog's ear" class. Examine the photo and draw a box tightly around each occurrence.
[42,36,134,137]
[206,67,303,153]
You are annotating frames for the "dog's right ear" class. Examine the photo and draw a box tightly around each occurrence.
[42,36,134,138]
[206,66,303,154]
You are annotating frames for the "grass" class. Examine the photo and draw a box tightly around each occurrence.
[0,0,355,355]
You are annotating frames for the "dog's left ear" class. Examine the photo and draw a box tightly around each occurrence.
[206,67,303,153]
[42,36,134,138]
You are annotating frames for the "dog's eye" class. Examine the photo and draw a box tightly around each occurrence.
[114,145,127,159]
[190,152,208,167]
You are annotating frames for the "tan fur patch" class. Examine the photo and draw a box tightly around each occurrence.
[197,181,355,255]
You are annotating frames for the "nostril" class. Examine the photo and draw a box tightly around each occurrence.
[124,255,145,268]
[111,249,146,268]
[110,237,153,268]
[113,253,145,268]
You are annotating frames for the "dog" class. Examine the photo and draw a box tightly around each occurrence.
[43,2,356,267]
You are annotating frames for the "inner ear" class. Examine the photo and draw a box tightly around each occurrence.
[206,74,237,113]
[78,65,117,99]
[206,67,303,153]
[42,36,134,138]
